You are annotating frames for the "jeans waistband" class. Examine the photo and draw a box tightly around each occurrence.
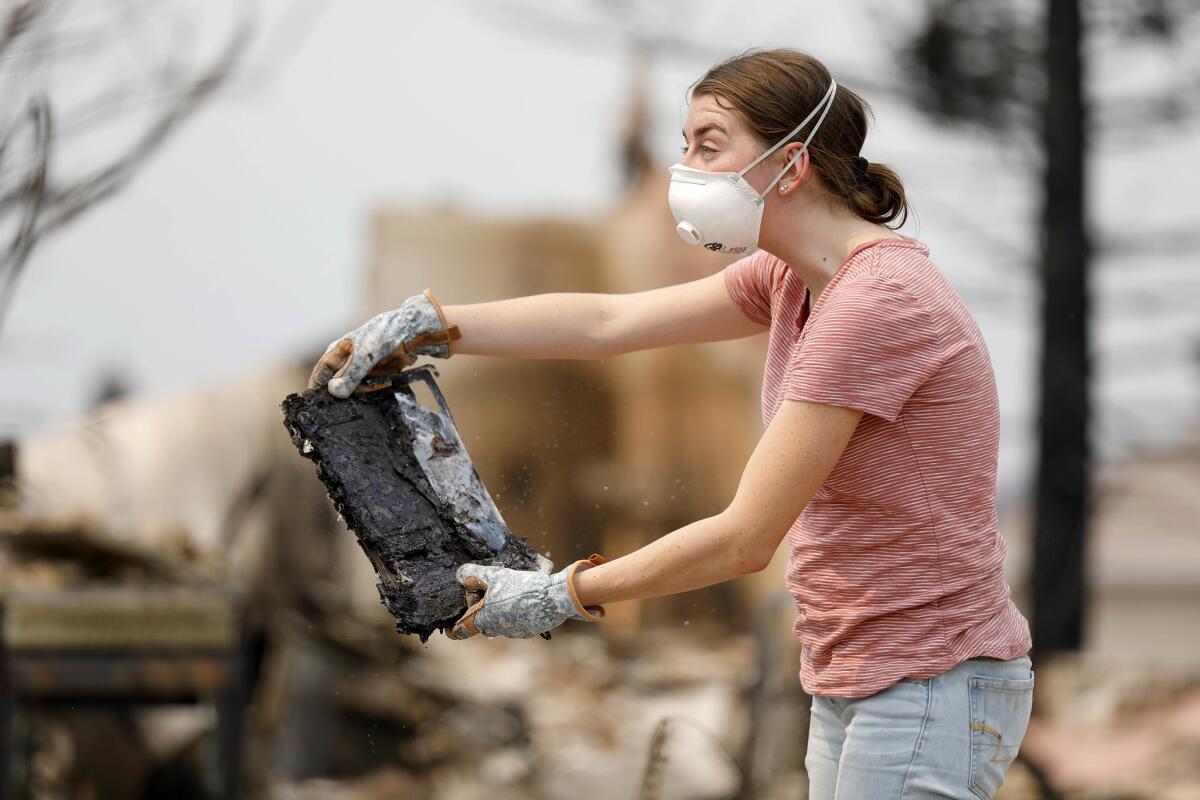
[973,651,1031,662]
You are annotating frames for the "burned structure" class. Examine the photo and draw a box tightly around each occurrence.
[281,367,550,642]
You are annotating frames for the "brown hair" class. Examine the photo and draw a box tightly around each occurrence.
[691,49,908,228]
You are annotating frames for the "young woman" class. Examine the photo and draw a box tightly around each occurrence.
[309,48,1034,800]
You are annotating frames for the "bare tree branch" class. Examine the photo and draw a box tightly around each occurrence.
[0,1,45,59]
[0,98,49,338]
[38,25,249,237]
[0,5,253,338]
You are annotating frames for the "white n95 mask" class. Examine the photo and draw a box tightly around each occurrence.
[668,79,838,255]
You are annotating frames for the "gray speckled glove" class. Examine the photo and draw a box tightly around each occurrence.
[448,554,607,640]
[308,289,461,398]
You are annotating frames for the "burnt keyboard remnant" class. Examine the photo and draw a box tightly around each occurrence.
[281,366,550,642]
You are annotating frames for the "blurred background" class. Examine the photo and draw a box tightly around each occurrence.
[0,1,1198,798]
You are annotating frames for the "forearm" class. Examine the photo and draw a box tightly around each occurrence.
[572,510,767,607]
[570,399,863,612]
[442,293,619,360]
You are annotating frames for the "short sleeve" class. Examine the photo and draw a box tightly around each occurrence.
[723,250,781,327]
[781,275,946,422]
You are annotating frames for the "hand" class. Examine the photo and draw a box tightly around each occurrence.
[308,289,461,398]
[448,554,607,640]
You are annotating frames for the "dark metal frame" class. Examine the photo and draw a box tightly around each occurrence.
[0,615,246,799]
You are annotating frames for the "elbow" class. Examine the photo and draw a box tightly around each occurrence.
[721,510,778,575]
[741,548,775,575]
[729,550,772,576]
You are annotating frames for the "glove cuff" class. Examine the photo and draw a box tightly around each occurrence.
[564,553,607,622]
[409,288,461,358]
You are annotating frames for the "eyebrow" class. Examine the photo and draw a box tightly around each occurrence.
[681,121,727,143]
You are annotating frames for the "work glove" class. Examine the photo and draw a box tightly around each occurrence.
[308,289,461,398]
[448,554,607,640]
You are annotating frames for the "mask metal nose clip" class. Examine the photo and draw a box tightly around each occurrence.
[676,221,702,245]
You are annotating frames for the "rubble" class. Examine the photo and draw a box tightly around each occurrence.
[0,512,779,800]
[1015,653,1200,799]
[280,368,548,642]
[0,514,246,798]
[397,624,754,800]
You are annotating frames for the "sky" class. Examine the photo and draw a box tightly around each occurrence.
[0,1,1196,508]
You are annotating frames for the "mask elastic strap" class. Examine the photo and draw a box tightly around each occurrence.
[738,79,838,198]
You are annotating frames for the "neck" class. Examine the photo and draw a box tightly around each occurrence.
[758,195,902,306]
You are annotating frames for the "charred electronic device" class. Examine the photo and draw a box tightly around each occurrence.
[281,366,551,642]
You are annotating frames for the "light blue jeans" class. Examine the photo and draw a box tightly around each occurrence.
[805,655,1034,799]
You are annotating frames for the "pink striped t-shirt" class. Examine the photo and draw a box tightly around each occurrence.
[724,237,1031,699]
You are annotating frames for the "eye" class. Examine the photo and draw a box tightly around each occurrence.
[679,144,689,154]
[699,145,716,156]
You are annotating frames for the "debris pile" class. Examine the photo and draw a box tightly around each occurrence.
[266,623,756,800]
[0,514,244,798]
[3,513,765,800]
[1013,654,1200,799]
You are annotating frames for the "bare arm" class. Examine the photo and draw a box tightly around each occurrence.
[572,399,864,606]
[442,269,764,360]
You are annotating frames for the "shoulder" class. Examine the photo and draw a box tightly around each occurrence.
[828,238,946,319]
[841,236,934,284]
[807,240,950,354]
[831,238,994,370]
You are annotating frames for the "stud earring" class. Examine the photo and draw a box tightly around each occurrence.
[781,182,789,191]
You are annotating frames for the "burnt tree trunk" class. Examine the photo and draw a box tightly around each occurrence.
[1031,0,1091,656]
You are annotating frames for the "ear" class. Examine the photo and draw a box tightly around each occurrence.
[776,142,810,197]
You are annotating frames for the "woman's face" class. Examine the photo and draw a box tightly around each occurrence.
[680,93,780,193]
